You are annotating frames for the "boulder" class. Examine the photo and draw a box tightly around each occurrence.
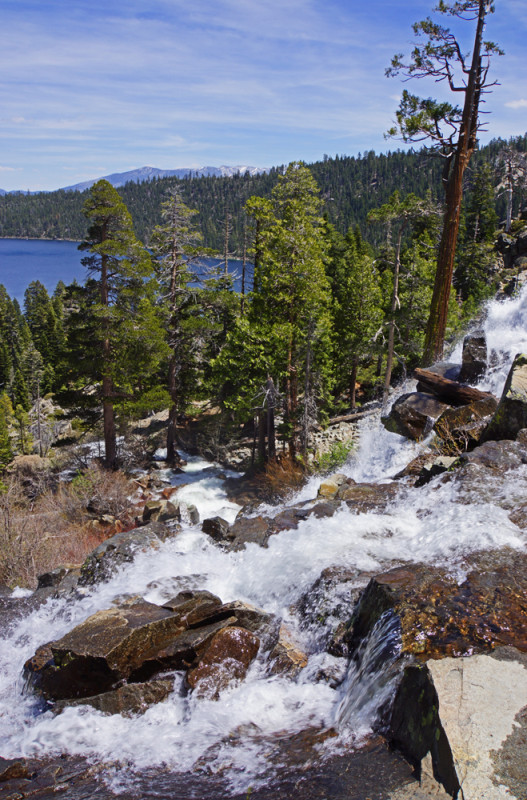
[227,515,272,550]
[317,473,349,500]
[55,678,173,717]
[343,554,527,660]
[339,481,399,513]
[296,566,366,650]
[457,330,487,384]
[388,663,460,799]
[268,623,308,678]
[433,395,498,448]
[186,626,260,698]
[161,589,222,625]
[270,505,312,532]
[202,516,230,542]
[25,600,188,700]
[382,392,450,440]
[425,648,527,800]
[482,353,527,441]
[142,499,181,524]
[129,617,238,682]
[78,521,172,585]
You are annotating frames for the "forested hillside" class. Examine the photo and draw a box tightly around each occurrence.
[2,136,525,252]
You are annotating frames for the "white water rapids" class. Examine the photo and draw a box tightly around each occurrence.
[1,286,527,794]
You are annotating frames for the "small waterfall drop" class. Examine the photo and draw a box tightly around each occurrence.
[1,286,526,793]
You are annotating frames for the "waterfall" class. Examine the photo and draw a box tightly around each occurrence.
[1,286,526,794]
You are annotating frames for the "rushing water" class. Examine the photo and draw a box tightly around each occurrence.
[1,287,527,795]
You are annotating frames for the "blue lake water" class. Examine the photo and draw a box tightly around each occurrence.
[0,239,250,303]
[0,239,85,302]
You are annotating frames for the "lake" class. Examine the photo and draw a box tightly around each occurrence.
[0,239,85,302]
[0,239,250,303]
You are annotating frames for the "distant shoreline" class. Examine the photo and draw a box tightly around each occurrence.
[0,236,80,243]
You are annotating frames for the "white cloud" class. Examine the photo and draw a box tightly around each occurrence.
[0,166,16,172]
[505,98,527,109]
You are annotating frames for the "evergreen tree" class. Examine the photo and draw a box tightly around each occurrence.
[327,225,383,409]
[63,180,167,468]
[387,0,503,362]
[150,190,205,465]
[0,393,13,470]
[243,162,333,455]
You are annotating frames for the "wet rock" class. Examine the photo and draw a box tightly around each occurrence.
[340,481,399,513]
[210,600,280,651]
[186,626,260,698]
[271,505,311,532]
[202,516,231,542]
[130,617,238,681]
[228,515,272,549]
[25,600,188,700]
[186,504,200,525]
[457,330,487,384]
[318,473,349,499]
[36,566,70,589]
[161,589,222,625]
[382,392,450,440]
[142,499,182,523]
[296,566,366,650]
[433,395,498,448]
[310,500,341,518]
[78,521,172,585]
[424,361,461,381]
[457,437,527,472]
[344,554,527,660]
[0,757,31,782]
[268,623,308,677]
[55,678,174,717]
[388,663,460,799]
[413,456,457,487]
[482,353,527,441]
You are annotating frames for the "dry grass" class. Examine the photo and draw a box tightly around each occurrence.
[0,466,136,589]
[256,455,307,502]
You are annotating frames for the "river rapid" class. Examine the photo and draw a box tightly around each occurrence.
[1,286,527,797]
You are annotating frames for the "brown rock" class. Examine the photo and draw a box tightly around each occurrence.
[268,623,308,677]
[26,600,186,700]
[382,392,450,440]
[54,679,173,717]
[344,552,527,660]
[339,481,399,513]
[434,396,498,448]
[482,353,527,441]
[187,626,260,698]
[228,515,272,549]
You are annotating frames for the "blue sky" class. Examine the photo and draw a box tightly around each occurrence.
[1,0,526,191]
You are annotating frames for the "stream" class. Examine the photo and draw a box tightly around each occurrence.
[1,286,527,797]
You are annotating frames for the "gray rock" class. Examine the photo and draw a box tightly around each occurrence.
[382,392,450,440]
[54,679,174,717]
[482,353,527,441]
[457,330,487,384]
[78,522,172,585]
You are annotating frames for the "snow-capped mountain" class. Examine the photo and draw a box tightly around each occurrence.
[60,165,268,192]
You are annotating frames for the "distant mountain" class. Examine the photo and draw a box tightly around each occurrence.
[61,165,268,192]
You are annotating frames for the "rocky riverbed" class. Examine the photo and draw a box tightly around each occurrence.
[2,296,527,798]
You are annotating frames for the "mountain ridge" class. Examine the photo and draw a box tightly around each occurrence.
[0,165,269,195]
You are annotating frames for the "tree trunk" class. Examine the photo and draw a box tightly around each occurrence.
[414,368,494,405]
[350,356,359,410]
[384,227,403,397]
[266,377,276,461]
[258,411,266,464]
[422,0,488,364]
[100,244,117,469]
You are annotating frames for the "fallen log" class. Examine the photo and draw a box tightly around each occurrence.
[413,368,495,406]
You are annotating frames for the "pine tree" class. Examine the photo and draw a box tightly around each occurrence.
[387,0,503,362]
[0,393,13,470]
[327,226,383,409]
[244,162,333,455]
[63,180,167,468]
[150,190,204,464]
